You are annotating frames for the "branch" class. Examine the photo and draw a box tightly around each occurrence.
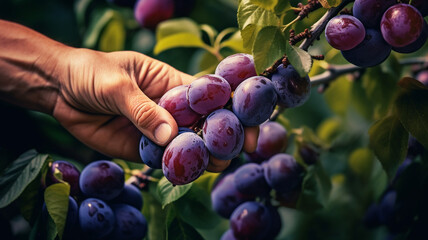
[299,0,354,51]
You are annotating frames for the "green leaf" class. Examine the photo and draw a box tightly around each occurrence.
[200,24,218,45]
[323,76,352,115]
[168,218,204,240]
[44,183,70,239]
[319,0,342,8]
[154,33,207,55]
[286,44,313,77]
[296,162,332,212]
[142,191,167,240]
[0,150,50,208]
[369,115,408,179]
[157,177,193,209]
[395,77,428,150]
[156,18,201,41]
[240,24,260,50]
[19,176,44,224]
[220,31,247,54]
[348,148,375,180]
[238,0,279,30]
[98,18,126,52]
[252,26,287,74]
[249,0,278,10]
[83,9,116,48]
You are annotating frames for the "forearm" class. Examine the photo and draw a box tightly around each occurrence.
[0,20,71,114]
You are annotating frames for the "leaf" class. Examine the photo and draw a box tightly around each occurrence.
[156,18,201,41]
[348,148,375,180]
[274,0,292,14]
[168,218,204,240]
[200,24,218,45]
[154,33,207,55]
[237,0,279,30]
[83,9,116,48]
[369,115,408,179]
[240,24,260,50]
[395,77,428,150]
[249,0,279,10]
[19,176,44,224]
[142,191,167,240]
[252,26,287,74]
[296,162,332,212]
[319,0,342,8]
[157,177,193,209]
[0,150,50,208]
[286,44,313,77]
[44,183,70,239]
[98,18,126,52]
[220,31,247,54]
[323,76,351,115]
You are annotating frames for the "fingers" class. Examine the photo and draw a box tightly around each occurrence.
[243,126,260,153]
[121,84,178,146]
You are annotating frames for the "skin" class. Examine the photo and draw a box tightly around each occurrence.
[0,20,258,168]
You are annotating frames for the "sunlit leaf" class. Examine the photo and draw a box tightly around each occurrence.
[286,44,313,77]
[44,183,70,239]
[157,177,193,209]
[154,33,207,55]
[252,26,287,74]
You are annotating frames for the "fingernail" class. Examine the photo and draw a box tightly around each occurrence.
[154,123,172,145]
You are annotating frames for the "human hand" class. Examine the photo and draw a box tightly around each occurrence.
[52,48,258,166]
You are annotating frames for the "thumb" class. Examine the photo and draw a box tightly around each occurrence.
[122,85,178,146]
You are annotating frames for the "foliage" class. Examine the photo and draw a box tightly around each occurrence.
[1,0,428,239]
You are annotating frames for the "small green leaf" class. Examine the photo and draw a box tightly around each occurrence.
[154,33,207,55]
[252,26,287,74]
[249,0,278,10]
[319,0,342,8]
[200,24,218,45]
[0,150,50,208]
[156,18,201,41]
[157,177,193,209]
[286,44,313,77]
[98,18,126,52]
[83,9,116,48]
[44,183,70,239]
[395,77,428,150]
[348,148,375,180]
[168,218,204,240]
[238,0,279,30]
[296,162,332,212]
[369,115,408,179]
[220,31,247,54]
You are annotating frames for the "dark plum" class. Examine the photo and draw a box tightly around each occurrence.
[341,29,391,67]
[187,74,231,115]
[110,184,143,210]
[215,53,257,90]
[158,85,201,127]
[220,229,237,240]
[46,160,80,196]
[134,0,174,29]
[79,160,125,201]
[271,64,310,108]
[109,204,148,240]
[203,109,244,160]
[178,127,195,134]
[230,201,272,240]
[363,203,382,228]
[255,121,288,159]
[263,153,304,194]
[403,0,428,16]
[162,132,209,185]
[232,76,277,126]
[79,198,115,239]
[298,142,319,165]
[325,15,366,51]
[416,70,428,86]
[265,206,282,239]
[393,21,427,53]
[233,163,271,196]
[380,4,424,48]
[352,0,396,28]
[243,151,265,164]
[139,134,164,169]
[211,174,254,218]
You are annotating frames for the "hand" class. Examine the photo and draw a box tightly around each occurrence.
[53,49,258,167]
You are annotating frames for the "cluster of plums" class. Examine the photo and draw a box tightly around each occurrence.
[139,53,311,186]
[41,160,147,240]
[325,0,427,67]
[211,121,306,240]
